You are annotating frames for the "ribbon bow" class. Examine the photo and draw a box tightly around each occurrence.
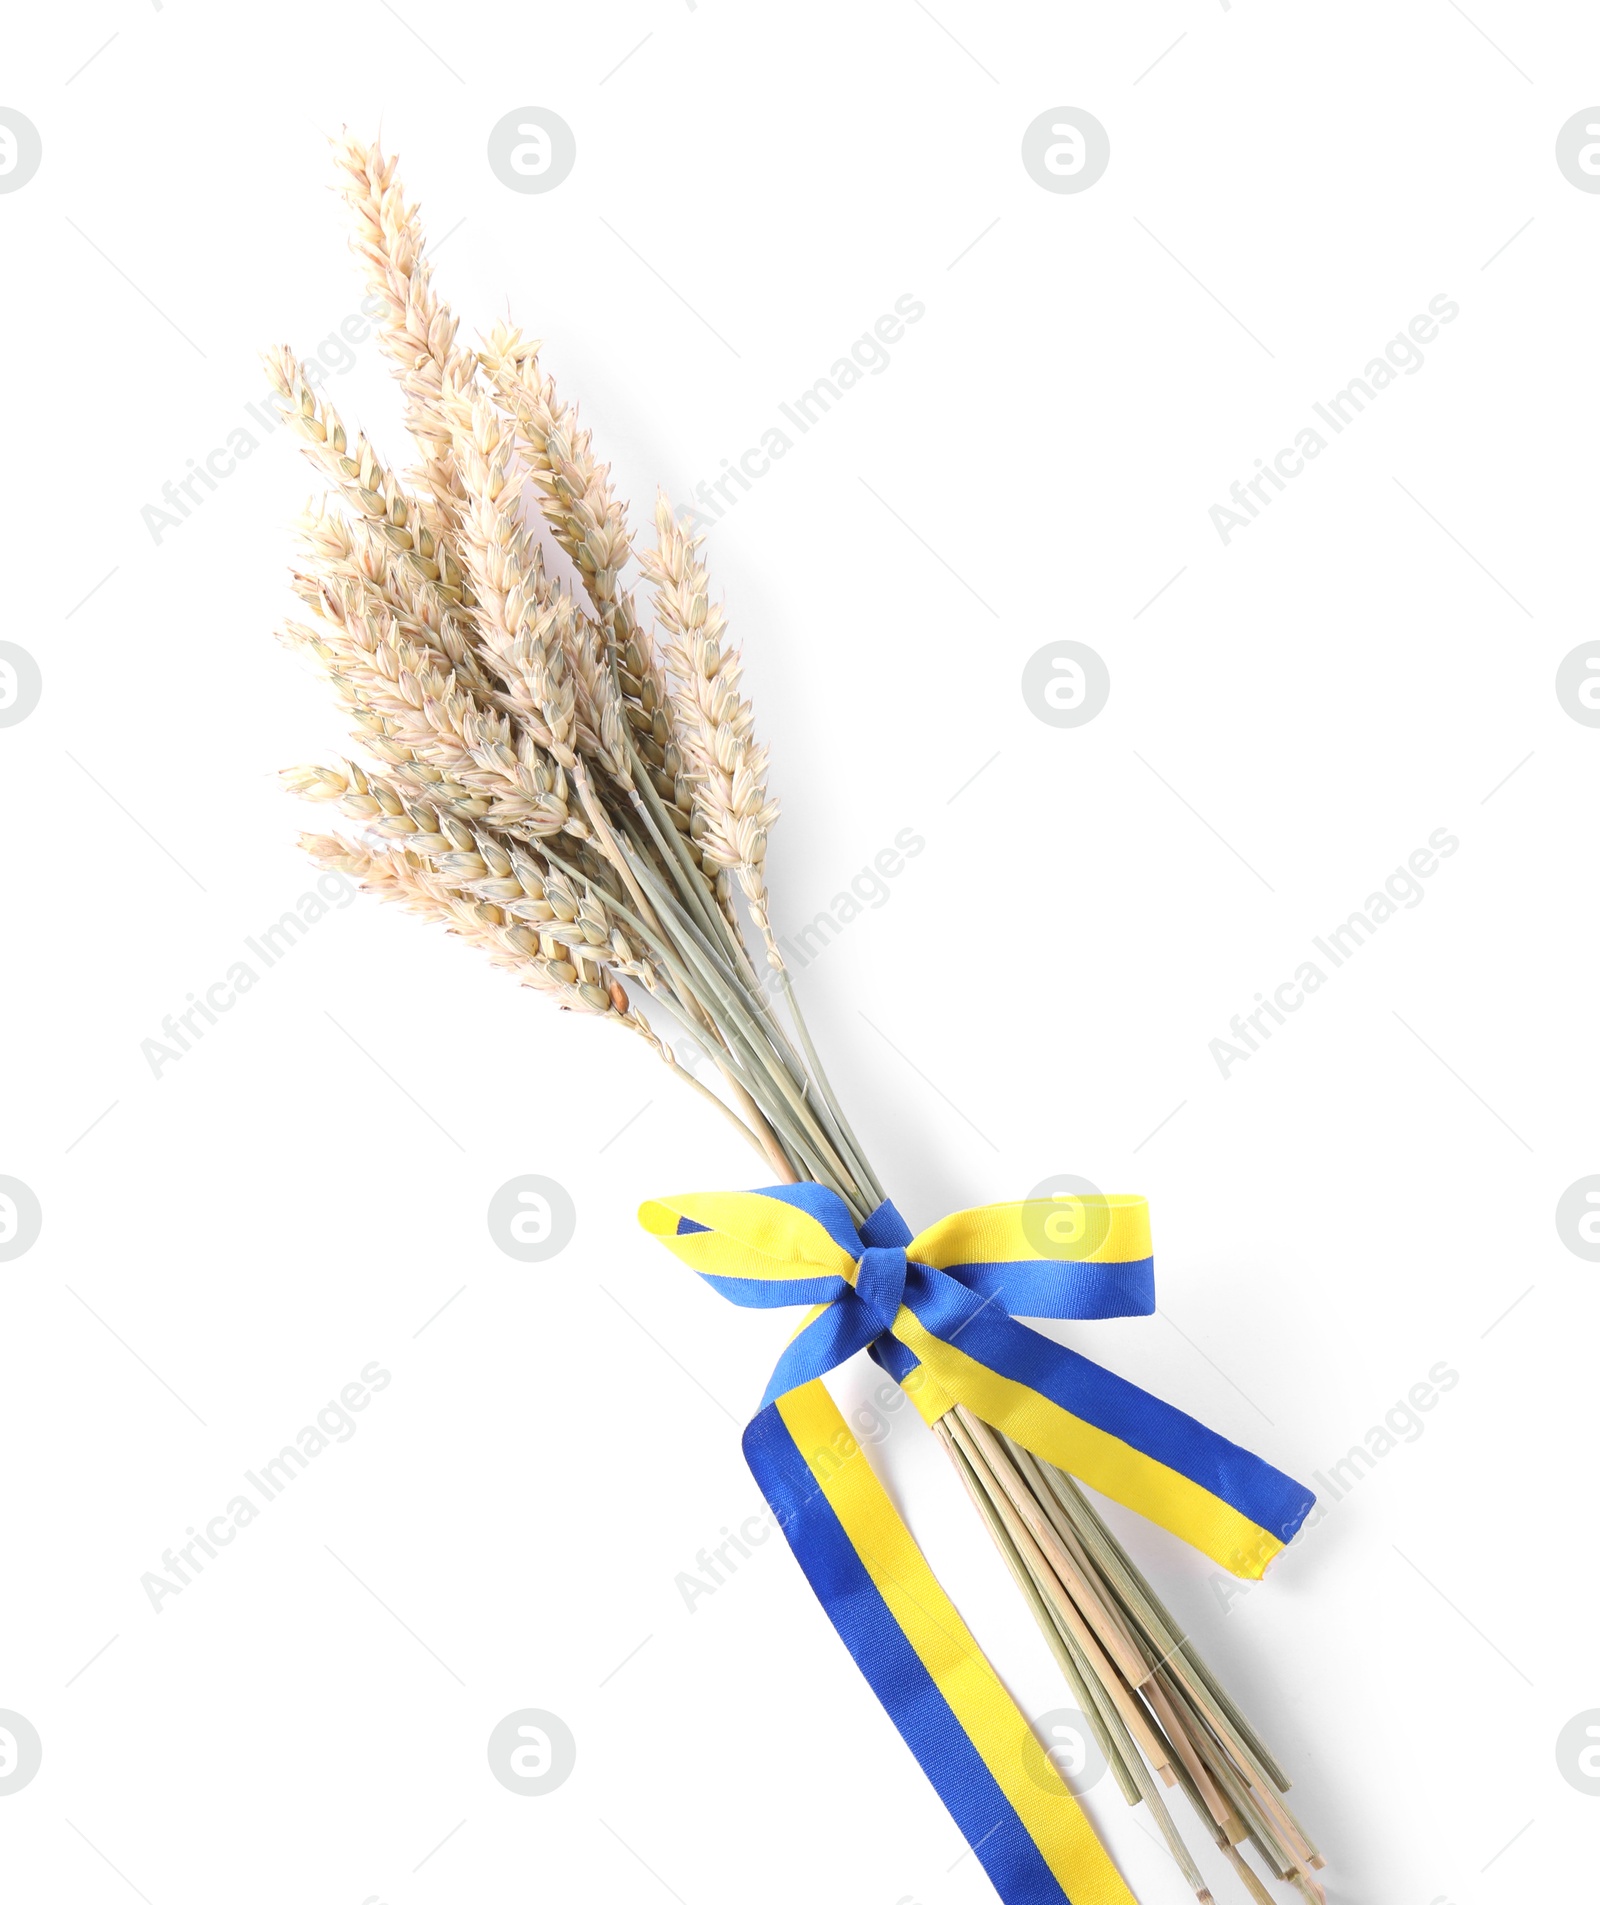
[640,1183,1313,1905]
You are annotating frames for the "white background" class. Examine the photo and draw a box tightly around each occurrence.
[3,4,1596,1902]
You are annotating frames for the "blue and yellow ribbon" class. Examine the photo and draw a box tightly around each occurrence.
[640,1184,1314,1905]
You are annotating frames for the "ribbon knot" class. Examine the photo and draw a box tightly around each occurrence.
[851,1241,909,1339]
[639,1180,1315,1905]
[641,1180,1312,1574]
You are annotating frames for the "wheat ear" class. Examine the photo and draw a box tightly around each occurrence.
[331,132,478,524]
[640,493,780,949]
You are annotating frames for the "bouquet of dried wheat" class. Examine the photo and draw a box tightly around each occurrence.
[268,133,1325,1905]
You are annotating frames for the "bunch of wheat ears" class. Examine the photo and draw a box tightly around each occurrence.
[271,135,1325,1905]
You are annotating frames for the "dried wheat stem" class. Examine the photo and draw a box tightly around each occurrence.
[536,835,815,1187]
[571,760,762,1128]
[956,1411,1153,1691]
[1032,1457,1293,1796]
[1144,1678,1242,1839]
[948,1409,1310,1897]
[1218,1843,1278,1905]
[658,1041,785,1167]
[608,813,866,1202]
[943,1413,1172,1774]
[1011,1438,1320,1891]
[613,779,726,953]
[632,870,864,1208]
[1012,1439,1300,1863]
[771,967,887,1207]
[935,1420,1141,1807]
[607,656,749,982]
[623,509,881,1195]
